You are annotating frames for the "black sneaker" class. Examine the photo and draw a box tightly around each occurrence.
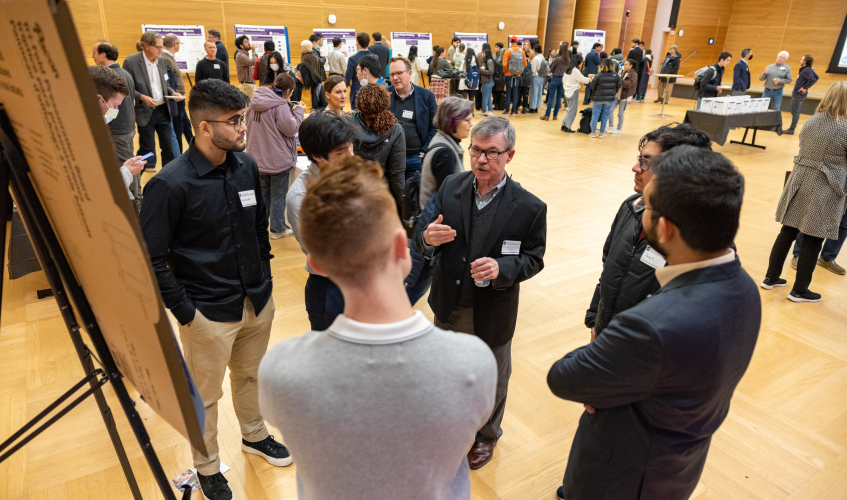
[783,129,795,135]
[556,486,565,500]
[241,435,293,466]
[197,472,233,500]
[788,290,821,302]
[760,277,787,290]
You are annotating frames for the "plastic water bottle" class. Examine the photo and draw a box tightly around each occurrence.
[474,278,490,287]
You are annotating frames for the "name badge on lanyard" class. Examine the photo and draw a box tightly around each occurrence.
[640,245,667,269]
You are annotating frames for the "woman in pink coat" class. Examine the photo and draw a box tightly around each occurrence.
[246,73,305,239]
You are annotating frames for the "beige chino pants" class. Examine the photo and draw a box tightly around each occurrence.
[178,296,274,475]
[239,82,256,100]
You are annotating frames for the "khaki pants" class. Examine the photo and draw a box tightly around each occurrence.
[178,297,274,475]
[657,80,674,104]
[239,82,256,100]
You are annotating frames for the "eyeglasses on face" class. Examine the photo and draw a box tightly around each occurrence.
[206,113,247,131]
[468,145,508,160]
[637,154,653,171]
[389,70,411,78]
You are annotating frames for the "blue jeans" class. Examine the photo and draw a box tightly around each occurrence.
[260,170,290,234]
[481,81,495,112]
[505,76,520,113]
[530,75,544,110]
[304,274,345,331]
[608,98,628,130]
[545,76,563,117]
[696,98,702,110]
[763,88,783,111]
[591,101,613,133]
[405,154,423,210]
[793,209,847,262]
[170,125,181,156]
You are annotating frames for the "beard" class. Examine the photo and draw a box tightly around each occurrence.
[644,220,668,258]
[211,130,246,153]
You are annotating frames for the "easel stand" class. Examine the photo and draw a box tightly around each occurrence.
[730,127,767,149]
[0,108,189,500]
[650,74,677,119]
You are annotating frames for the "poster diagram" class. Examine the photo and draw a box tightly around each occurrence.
[233,25,291,66]
[573,30,606,57]
[314,29,357,59]
[454,33,488,54]
[391,32,432,59]
[141,24,205,73]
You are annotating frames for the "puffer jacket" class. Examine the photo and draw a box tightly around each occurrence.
[351,112,408,221]
[245,86,304,175]
[589,71,622,102]
[585,193,660,336]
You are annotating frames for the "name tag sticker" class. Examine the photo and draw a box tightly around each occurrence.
[214,64,220,69]
[402,110,414,119]
[502,240,521,255]
[239,190,257,207]
[640,245,667,269]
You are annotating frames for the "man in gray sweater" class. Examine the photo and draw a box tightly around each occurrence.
[759,50,792,111]
[258,156,497,500]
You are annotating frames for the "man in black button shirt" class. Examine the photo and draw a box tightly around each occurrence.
[195,41,229,84]
[140,80,290,500]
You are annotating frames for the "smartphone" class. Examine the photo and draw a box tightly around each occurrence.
[140,152,154,160]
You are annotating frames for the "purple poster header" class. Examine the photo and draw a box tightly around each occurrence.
[455,32,488,42]
[235,26,287,37]
[391,32,431,41]
[575,30,604,37]
[314,29,356,38]
[143,26,204,36]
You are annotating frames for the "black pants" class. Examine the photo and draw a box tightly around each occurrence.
[304,274,344,331]
[137,105,175,170]
[789,96,805,131]
[520,86,530,109]
[175,99,193,150]
[766,225,824,293]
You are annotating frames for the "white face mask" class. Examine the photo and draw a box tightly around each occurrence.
[102,96,119,123]
[270,63,280,71]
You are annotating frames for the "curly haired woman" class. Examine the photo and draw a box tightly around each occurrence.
[350,84,407,222]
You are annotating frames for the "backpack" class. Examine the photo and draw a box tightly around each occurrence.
[520,63,532,86]
[693,65,713,91]
[493,59,506,89]
[538,58,550,78]
[508,48,525,74]
[578,108,593,134]
[464,62,480,90]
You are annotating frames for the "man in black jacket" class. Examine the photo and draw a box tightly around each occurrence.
[626,38,643,92]
[585,123,711,340]
[698,51,732,108]
[368,32,391,78]
[549,146,760,500]
[310,34,327,81]
[418,116,546,471]
[655,45,680,104]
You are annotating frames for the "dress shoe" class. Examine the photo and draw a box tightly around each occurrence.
[540,115,549,121]
[654,99,663,103]
[467,440,494,470]
[818,257,846,275]
[783,128,795,135]
[556,486,565,500]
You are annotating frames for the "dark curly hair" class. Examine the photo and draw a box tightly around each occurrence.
[355,84,396,137]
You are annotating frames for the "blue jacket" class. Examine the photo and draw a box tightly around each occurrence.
[345,49,372,109]
[584,50,601,76]
[549,256,760,500]
[215,41,229,79]
[792,66,819,98]
[387,84,438,154]
[732,60,750,92]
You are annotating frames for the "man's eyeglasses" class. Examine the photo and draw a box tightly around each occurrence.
[468,145,508,160]
[637,155,653,171]
[152,45,164,51]
[206,113,247,131]
[389,70,411,78]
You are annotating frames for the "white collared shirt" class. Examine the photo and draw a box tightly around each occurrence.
[655,249,736,287]
[145,56,164,105]
[326,311,434,345]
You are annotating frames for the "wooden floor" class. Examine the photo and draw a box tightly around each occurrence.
[2,92,847,500]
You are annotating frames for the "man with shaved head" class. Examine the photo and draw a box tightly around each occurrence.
[759,50,792,111]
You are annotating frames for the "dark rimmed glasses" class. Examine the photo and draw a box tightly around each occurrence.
[206,113,247,131]
[468,145,508,160]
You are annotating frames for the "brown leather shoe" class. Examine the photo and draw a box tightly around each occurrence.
[467,440,494,470]
[818,258,846,275]
[539,115,549,121]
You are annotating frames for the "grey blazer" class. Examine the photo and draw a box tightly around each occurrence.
[122,51,174,127]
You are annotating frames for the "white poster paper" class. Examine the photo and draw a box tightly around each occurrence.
[573,29,606,56]
[141,24,205,73]
[391,32,432,59]
[233,25,291,66]
[314,29,357,63]
[454,32,488,54]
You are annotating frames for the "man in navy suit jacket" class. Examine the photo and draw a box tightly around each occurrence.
[583,43,603,104]
[345,32,373,110]
[548,146,760,500]
[368,32,391,78]
[732,48,753,95]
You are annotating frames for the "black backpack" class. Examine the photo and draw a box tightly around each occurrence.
[520,63,532,87]
[493,60,506,90]
[578,108,593,134]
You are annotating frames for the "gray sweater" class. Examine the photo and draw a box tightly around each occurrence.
[759,63,793,90]
[258,312,497,500]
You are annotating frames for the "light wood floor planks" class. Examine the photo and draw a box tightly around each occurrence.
[2,92,847,500]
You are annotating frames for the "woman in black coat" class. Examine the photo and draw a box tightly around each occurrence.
[588,58,622,138]
[291,59,327,113]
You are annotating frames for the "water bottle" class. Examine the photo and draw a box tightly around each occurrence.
[474,278,490,287]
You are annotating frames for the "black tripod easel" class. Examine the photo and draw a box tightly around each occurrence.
[0,108,191,500]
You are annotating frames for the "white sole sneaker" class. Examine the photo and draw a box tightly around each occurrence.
[759,280,786,290]
[203,492,235,500]
[609,129,622,134]
[787,293,821,303]
[241,443,293,467]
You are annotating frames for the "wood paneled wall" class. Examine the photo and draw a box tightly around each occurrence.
[597,0,626,51]
[69,0,541,72]
[572,0,602,34]
[662,0,735,77]
[543,0,577,50]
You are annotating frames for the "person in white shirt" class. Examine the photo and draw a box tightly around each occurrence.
[560,60,591,133]
[327,37,347,77]
[530,44,546,113]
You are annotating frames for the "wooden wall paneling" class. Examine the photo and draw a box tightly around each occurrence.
[667,0,734,76]
[780,27,847,87]
[69,0,108,64]
[404,10,467,49]
[405,0,476,13]
[728,0,792,28]
[543,0,577,49]
[572,0,602,34]
[639,0,660,48]
[617,0,649,50]
[787,0,847,31]
[597,0,626,51]
[537,0,551,48]
[478,15,541,46]
[723,24,784,79]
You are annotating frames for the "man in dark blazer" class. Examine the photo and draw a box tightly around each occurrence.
[732,48,753,96]
[583,43,603,104]
[547,146,760,500]
[123,31,181,171]
[417,116,547,470]
[368,32,391,78]
[345,32,373,110]
[207,29,229,80]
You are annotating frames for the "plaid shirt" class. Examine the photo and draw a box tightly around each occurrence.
[235,49,257,83]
